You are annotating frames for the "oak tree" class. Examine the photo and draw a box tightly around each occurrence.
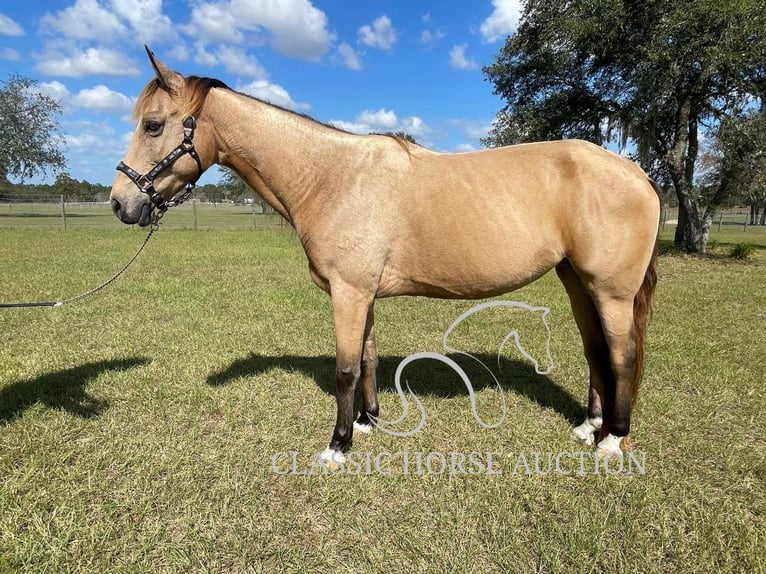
[483,0,765,252]
[0,74,66,184]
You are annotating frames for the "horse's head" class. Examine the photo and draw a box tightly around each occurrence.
[110,47,222,226]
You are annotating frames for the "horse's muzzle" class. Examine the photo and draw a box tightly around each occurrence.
[111,197,154,227]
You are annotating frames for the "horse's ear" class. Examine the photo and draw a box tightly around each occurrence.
[144,45,182,91]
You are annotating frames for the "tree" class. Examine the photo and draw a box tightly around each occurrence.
[483,0,766,253]
[376,131,420,145]
[0,74,67,183]
[217,166,272,211]
[54,172,78,200]
[707,109,766,225]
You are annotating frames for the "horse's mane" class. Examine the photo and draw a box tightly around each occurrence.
[133,76,229,120]
[134,74,416,155]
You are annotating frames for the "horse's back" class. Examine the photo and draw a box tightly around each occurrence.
[378,140,659,299]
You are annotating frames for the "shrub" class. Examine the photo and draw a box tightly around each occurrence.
[730,243,756,260]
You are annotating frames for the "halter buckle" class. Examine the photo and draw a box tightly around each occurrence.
[183,116,196,140]
[136,175,153,191]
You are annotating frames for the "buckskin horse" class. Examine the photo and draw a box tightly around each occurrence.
[110,48,659,464]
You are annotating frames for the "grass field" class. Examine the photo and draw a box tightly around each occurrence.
[0,207,764,573]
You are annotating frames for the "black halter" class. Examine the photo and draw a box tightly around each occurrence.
[116,116,203,214]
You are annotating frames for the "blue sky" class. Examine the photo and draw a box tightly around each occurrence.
[0,1,523,185]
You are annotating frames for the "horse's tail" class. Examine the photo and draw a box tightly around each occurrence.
[631,181,661,405]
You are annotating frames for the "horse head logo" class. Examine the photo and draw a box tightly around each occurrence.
[369,300,554,437]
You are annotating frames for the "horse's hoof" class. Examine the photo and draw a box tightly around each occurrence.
[572,423,595,445]
[353,420,373,434]
[318,447,345,470]
[596,433,626,460]
[572,417,601,446]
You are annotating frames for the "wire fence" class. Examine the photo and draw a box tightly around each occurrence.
[659,206,760,233]
[0,199,291,232]
[0,197,760,233]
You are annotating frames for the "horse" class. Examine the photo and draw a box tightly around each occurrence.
[110,48,659,464]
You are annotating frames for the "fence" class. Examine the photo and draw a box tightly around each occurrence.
[659,206,758,233]
[0,199,291,232]
[0,199,759,233]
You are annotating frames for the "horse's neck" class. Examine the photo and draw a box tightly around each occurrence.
[207,89,354,223]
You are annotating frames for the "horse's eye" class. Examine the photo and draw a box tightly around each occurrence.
[144,121,164,136]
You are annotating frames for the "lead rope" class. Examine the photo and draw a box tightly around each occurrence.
[0,217,160,309]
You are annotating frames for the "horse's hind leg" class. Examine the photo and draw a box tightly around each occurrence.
[591,295,639,458]
[556,260,612,445]
[354,305,379,434]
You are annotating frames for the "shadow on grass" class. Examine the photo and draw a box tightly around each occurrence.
[0,357,149,424]
[207,353,584,425]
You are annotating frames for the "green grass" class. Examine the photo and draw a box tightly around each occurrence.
[0,216,764,573]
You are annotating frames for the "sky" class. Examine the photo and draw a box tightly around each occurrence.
[0,0,523,186]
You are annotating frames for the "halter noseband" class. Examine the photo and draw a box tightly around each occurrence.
[116,116,203,215]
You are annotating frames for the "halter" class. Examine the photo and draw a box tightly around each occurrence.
[116,116,203,216]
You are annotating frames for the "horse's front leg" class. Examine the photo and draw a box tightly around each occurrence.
[354,305,378,434]
[320,283,374,466]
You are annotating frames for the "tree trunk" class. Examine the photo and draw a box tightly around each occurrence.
[760,198,766,225]
[674,194,707,252]
[669,160,709,253]
[668,97,708,253]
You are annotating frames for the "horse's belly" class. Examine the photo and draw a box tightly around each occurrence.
[377,242,561,299]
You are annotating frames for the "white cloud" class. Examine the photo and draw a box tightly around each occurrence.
[120,130,134,149]
[38,81,73,108]
[0,13,24,36]
[74,85,135,114]
[480,0,524,43]
[165,44,191,63]
[193,43,220,68]
[35,48,141,78]
[337,42,363,71]
[358,15,397,51]
[449,118,494,141]
[66,129,110,152]
[421,29,445,45]
[400,116,429,137]
[449,44,479,70]
[64,120,123,155]
[237,79,310,111]
[326,120,363,134]
[40,0,176,45]
[37,82,135,115]
[187,0,334,61]
[419,13,445,46]
[186,3,244,44]
[330,108,431,139]
[214,46,268,79]
[454,143,477,152]
[40,0,126,42]
[0,47,19,60]
[110,0,177,45]
[358,109,398,130]
[50,120,135,182]
[34,0,175,81]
